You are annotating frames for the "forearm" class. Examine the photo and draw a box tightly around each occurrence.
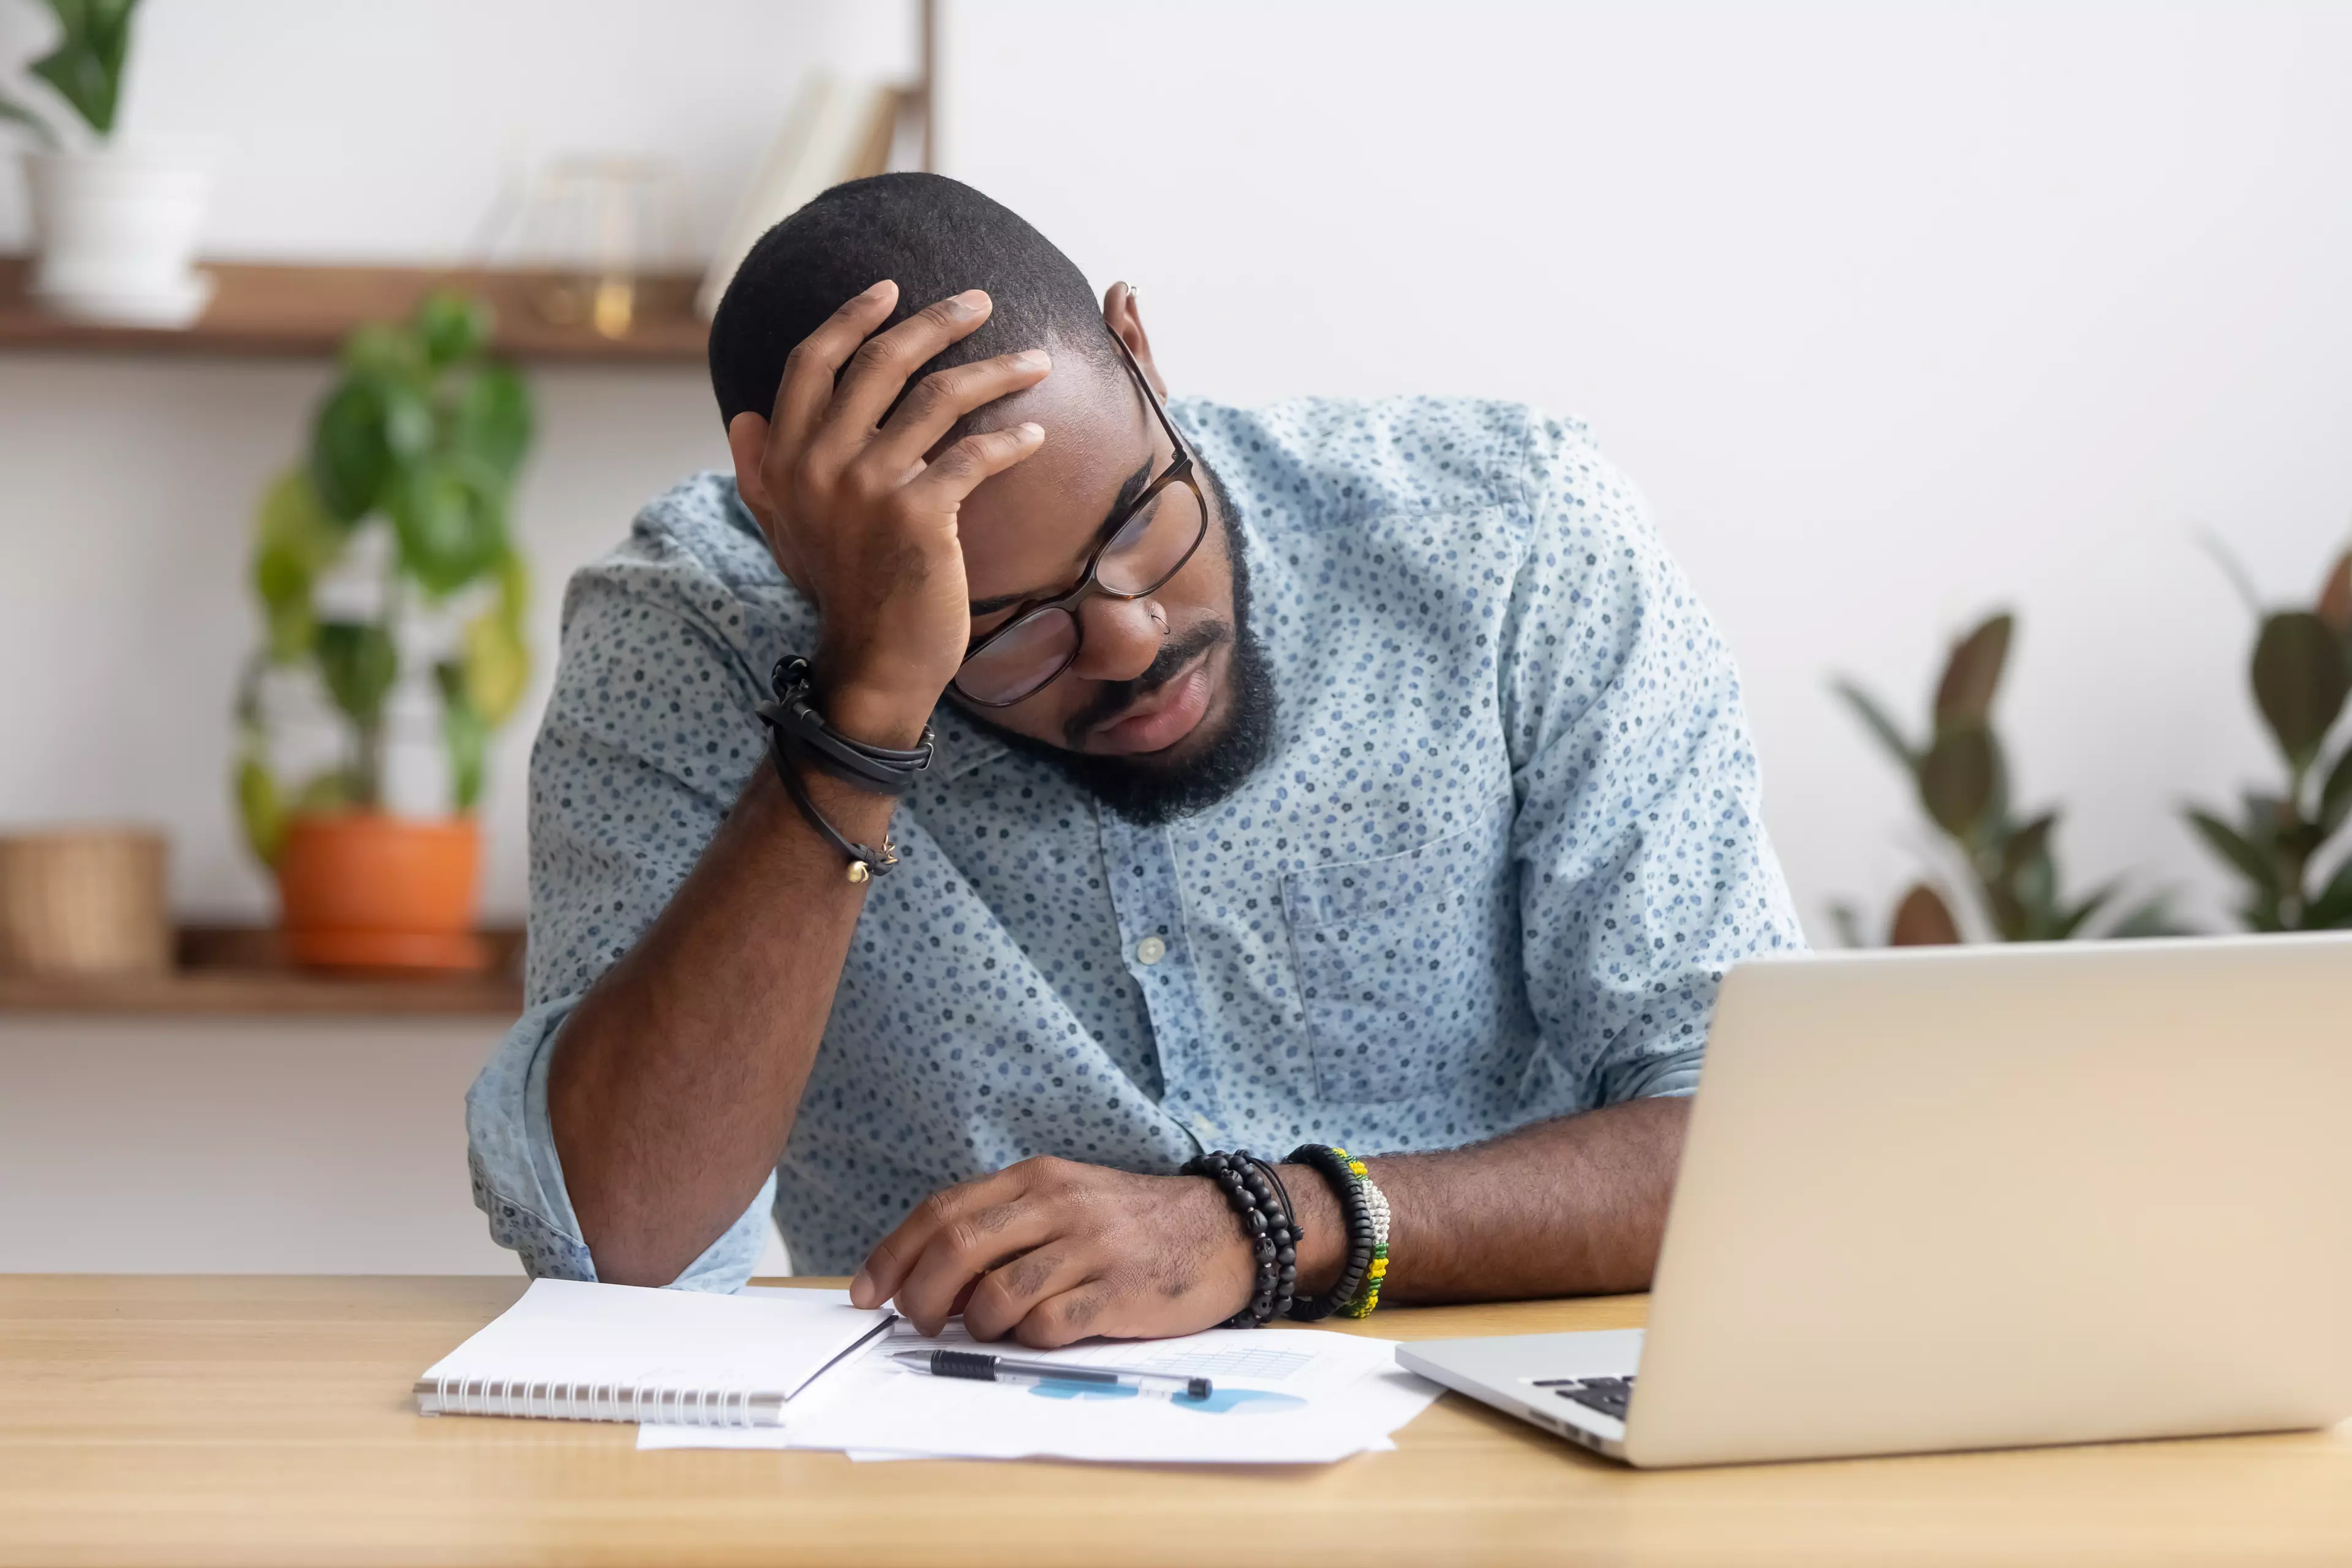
[1280,1096,1690,1306]
[548,762,894,1286]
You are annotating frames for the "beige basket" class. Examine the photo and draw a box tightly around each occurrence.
[0,827,172,976]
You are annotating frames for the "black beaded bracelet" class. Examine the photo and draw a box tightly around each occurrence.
[1245,1153,1305,1323]
[1284,1143,1374,1322]
[1182,1150,1300,1328]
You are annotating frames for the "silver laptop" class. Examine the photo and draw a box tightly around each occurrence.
[1398,932,2352,1468]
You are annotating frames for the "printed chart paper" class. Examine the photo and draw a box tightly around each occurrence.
[638,1317,1441,1464]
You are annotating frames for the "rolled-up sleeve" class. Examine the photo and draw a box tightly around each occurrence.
[1499,417,1804,1107]
[465,551,777,1291]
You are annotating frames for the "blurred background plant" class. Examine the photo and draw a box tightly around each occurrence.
[0,0,138,146]
[2184,542,2352,930]
[1830,612,2179,946]
[233,290,535,867]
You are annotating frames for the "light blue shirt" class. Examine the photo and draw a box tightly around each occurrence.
[466,396,1803,1286]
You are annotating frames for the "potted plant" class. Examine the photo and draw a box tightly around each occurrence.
[2184,544,2352,929]
[1830,612,2178,944]
[1,0,211,326]
[233,290,535,971]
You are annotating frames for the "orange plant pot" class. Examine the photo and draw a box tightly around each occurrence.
[277,813,488,973]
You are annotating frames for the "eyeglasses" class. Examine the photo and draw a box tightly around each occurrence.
[951,333,1208,708]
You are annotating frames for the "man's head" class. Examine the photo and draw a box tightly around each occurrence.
[710,173,1273,824]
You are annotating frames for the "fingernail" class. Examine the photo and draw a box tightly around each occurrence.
[862,279,894,300]
[953,289,989,314]
[1015,349,1050,370]
[1017,421,1044,440]
[849,1266,873,1302]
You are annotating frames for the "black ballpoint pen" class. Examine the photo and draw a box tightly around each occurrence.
[890,1348,1212,1401]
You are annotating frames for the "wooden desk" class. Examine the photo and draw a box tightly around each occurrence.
[4,1276,2346,1567]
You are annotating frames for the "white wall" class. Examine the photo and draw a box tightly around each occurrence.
[0,0,919,261]
[0,1018,795,1273]
[942,1,2352,936]
[1,1017,518,1271]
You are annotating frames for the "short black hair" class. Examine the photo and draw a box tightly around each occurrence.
[708,172,1115,428]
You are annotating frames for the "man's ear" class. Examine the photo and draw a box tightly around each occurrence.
[727,412,774,518]
[1101,282,1167,399]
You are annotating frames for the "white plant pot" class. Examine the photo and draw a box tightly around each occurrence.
[21,148,214,328]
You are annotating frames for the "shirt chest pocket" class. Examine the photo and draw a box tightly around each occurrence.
[1281,800,1520,1103]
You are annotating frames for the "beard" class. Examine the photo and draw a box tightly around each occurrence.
[956,460,1277,827]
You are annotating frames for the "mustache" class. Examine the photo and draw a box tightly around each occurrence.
[1063,620,1232,747]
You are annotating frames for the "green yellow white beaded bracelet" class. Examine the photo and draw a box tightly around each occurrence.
[1283,1143,1386,1321]
[1339,1155,1391,1319]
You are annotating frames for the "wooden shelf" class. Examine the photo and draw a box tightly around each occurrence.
[0,925,524,1017]
[0,258,707,364]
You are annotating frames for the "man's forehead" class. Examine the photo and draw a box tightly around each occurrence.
[956,356,1153,580]
[952,345,1137,448]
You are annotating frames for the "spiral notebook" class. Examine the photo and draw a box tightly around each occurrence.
[415,1278,895,1428]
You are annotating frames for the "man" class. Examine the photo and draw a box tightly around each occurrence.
[467,173,1801,1345]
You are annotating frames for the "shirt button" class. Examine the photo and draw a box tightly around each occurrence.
[1136,935,1167,965]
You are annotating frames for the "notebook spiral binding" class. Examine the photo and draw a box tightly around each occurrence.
[417,1374,785,1427]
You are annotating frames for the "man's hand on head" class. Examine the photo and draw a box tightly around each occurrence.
[724,279,1052,750]
[848,1157,1259,1348]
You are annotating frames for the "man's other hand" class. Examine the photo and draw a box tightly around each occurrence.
[848,1157,1255,1347]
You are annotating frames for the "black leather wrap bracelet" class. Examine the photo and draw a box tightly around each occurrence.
[755,656,934,884]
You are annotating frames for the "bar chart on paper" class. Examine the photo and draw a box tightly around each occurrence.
[639,1316,1439,1463]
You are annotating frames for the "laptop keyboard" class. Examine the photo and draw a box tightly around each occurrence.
[1531,1374,1635,1421]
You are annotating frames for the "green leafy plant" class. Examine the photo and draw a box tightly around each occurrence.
[2184,544,2352,930]
[1831,612,2176,945]
[0,0,140,147]
[233,290,535,867]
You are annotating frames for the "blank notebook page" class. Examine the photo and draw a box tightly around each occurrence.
[418,1278,891,1415]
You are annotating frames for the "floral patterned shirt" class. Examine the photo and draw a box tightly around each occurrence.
[464,396,1803,1284]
